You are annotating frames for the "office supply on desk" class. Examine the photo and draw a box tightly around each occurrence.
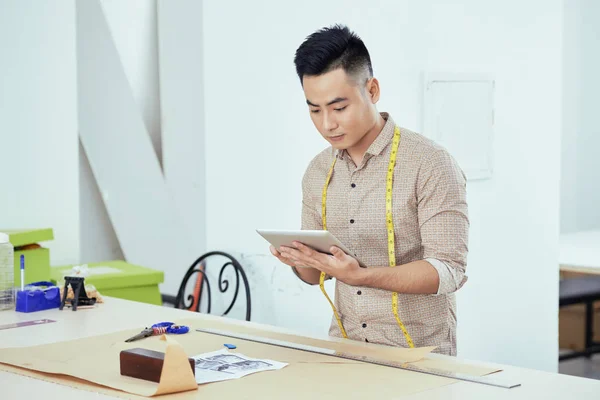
[51,260,164,306]
[120,347,195,383]
[0,318,55,331]
[125,322,190,342]
[59,282,104,304]
[16,281,61,313]
[20,255,24,291]
[0,232,14,311]
[59,276,96,311]
[197,327,521,389]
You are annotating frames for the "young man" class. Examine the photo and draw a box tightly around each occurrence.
[270,25,469,356]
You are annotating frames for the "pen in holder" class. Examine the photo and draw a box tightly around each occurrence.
[20,255,24,292]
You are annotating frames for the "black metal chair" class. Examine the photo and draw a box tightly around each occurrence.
[162,251,251,321]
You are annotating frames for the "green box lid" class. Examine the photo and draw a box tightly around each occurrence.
[50,260,164,290]
[1,228,54,247]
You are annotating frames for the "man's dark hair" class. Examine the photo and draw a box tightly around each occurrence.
[294,24,373,86]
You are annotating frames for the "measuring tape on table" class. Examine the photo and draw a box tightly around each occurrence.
[0,319,55,331]
[320,125,414,348]
[196,327,520,389]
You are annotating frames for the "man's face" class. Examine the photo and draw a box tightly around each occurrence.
[302,68,376,150]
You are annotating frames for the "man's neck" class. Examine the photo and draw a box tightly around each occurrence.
[346,114,386,166]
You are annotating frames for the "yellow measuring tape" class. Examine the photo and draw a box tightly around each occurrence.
[320,125,415,348]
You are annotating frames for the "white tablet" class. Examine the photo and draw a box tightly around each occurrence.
[256,229,366,267]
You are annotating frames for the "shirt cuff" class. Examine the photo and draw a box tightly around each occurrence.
[425,258,458,295]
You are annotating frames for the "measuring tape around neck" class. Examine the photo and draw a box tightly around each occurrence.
[320,125,415,348]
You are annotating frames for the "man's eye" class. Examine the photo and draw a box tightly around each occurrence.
[334,106,347,112]
[310,109,321,114]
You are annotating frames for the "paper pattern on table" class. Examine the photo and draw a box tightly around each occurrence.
[192,349,287,384]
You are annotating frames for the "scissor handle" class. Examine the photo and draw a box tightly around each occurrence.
[151,322,189,335]
[167,324,189,334]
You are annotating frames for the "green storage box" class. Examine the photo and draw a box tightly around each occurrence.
[51,260,164,306]
[2,228,53,286]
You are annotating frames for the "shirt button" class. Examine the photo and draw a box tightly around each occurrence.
[351,183,356,188]
[357,290,362,295]
[362,323,367,328]
[350,219,355,224]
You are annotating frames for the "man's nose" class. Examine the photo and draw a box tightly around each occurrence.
[322,112,338,132]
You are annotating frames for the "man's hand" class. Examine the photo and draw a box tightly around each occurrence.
[278,241,364,286]
[270,244,322,285]
[272,242,441,293]
[269,245,296,267]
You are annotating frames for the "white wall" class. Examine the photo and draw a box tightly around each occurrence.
[78,1,207,295]
[203,0,562,372]
[0,0,563,372]
[561,0,600,233]
[79,0,161,264]
[157,0,207,268]
[0,1,79,266]
[78,0,203,294]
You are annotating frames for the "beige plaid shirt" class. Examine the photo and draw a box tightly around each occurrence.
[299,112,469,356]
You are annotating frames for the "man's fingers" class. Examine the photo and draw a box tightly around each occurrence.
[284,247,306,263]
[279,250,295,261]
[330,246,345,259]
[293,242,339,269]
[279,243,336,271]
[292,241,314,255]
[285,245,319,268]
[279,246,298,259]
[295,242,328,261]
[272,246,300,267]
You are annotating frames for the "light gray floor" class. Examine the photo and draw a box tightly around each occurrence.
[559,352,600,380]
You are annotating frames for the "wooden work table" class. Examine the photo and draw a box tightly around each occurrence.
[0,297,599,399]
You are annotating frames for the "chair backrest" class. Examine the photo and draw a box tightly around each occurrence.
[173,251,251,321]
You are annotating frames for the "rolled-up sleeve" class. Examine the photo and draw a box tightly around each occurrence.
[417,149,469,295]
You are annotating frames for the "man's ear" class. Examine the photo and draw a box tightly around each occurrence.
[366,77,381,104]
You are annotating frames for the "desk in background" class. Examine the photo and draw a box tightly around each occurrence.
[560,229,600,275]
[559,229,600,359]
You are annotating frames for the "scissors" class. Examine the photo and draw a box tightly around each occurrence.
[125,322,190,343]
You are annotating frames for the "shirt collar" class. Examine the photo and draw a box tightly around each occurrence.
[335,112,395,160]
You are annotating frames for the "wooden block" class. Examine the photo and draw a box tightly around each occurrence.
[120,348,195,383]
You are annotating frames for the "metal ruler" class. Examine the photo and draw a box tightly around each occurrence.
[196,328,521,389]
[0,319,56,331]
